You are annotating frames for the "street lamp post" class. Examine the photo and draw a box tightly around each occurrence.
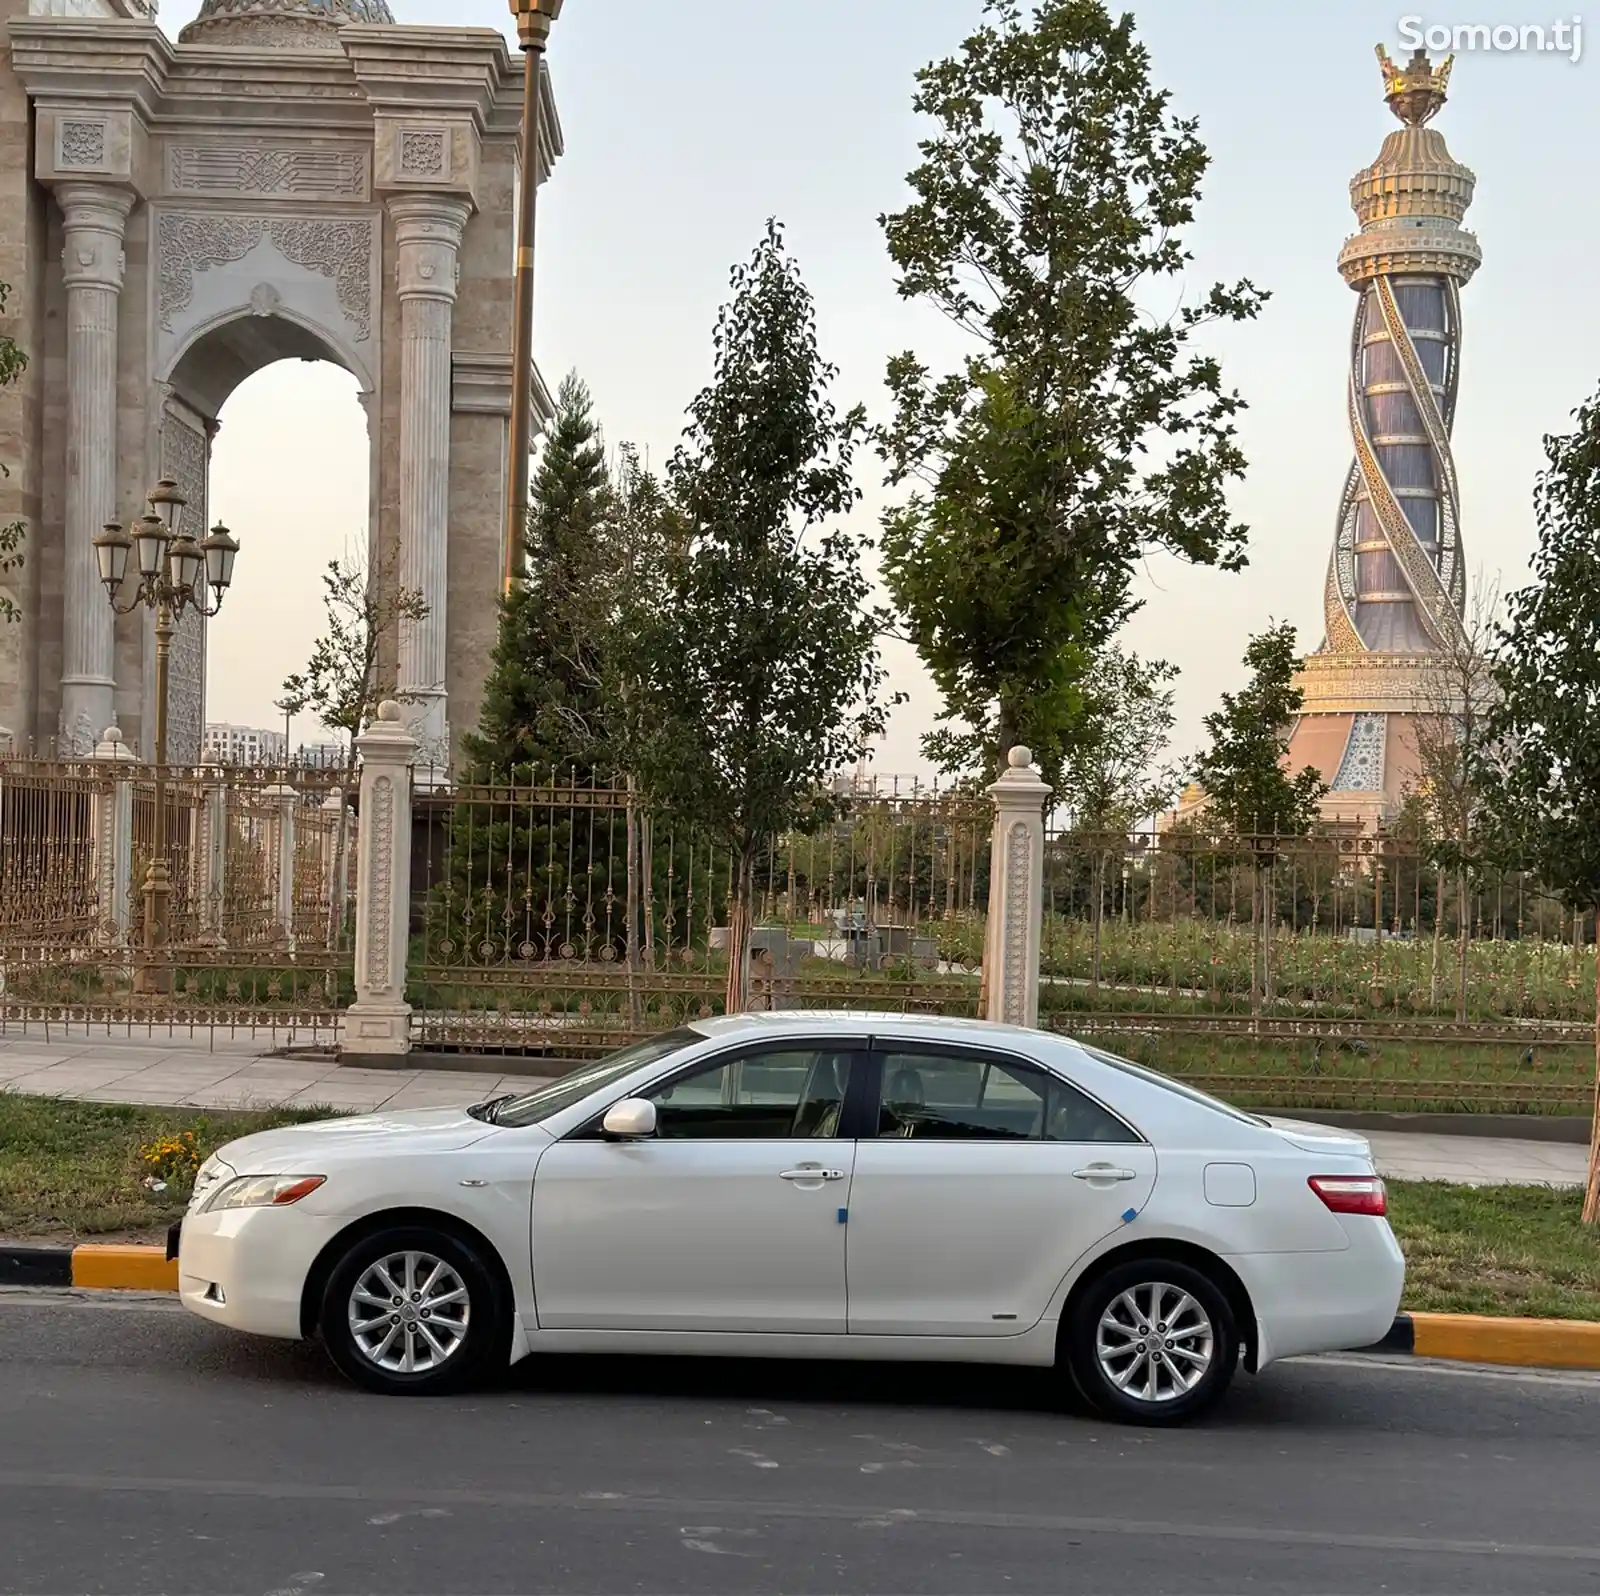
[93,480,240,995]
[503,0,564,595]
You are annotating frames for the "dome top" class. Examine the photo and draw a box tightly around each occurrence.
[180,0,396,49]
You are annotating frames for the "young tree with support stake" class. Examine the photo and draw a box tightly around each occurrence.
[1476,392,1600,1225]
[1193,624,1325,1012]
[623,222,891,1016]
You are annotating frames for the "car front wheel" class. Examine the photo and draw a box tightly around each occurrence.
[1064,1258,1238,1427]
[321,1225,506,1396]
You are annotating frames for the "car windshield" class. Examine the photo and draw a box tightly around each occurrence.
[487,1031,704,1128]
[1078,1043,1268,1128]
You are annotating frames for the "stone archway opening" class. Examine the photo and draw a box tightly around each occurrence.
[156,309,374,766]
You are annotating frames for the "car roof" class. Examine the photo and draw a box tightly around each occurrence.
[686,1012,1062,1049]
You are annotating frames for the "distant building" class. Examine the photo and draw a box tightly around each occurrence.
[295,742,347,770]
[203,724,286,766]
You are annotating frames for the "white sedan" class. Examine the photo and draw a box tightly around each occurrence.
[173,1013,1404,1425]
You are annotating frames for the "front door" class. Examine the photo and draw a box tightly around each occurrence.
[531,1044,863,1332]
[846,1045,1158,1337]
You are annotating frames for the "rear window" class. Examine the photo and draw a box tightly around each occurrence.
[1078,1044,1267,1128]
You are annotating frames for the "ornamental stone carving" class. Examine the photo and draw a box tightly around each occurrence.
[157,211,377,342]
[168,144,369,201]
[399,130,447,178]
[59,120,106,169]
[1001,822,1034,1027]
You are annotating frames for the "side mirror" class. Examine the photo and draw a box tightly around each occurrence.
[602,1098,658,1140]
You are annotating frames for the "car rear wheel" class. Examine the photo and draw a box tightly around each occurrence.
[321,1225,506,1396]
[1064,1258,1238,1427]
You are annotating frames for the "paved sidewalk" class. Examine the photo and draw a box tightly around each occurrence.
[0,1035,1588,1187]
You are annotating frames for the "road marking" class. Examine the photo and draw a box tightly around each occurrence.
[4,1471,1599,1564]
[1292,1353,1600,1390]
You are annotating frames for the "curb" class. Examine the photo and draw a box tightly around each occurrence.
[1363,1311,1600,1370]
[0,1243,177,1293]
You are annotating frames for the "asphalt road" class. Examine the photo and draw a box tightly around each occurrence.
[3,1293,1600,1595]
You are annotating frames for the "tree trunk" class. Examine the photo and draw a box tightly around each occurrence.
[1586,913,1600,1226]
[1250,862,1263,1021]
[723,849,755,1017]
[1090,849,1104,998]
[1261,859,1276,1007]
[1456,867,1470,1023]
[1429,866,1444,1013]
[640,812,656,970]
[625,777,642,1033]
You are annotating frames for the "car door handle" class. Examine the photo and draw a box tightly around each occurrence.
[779,1167,847,1183]
[1073,1166,1139,1183]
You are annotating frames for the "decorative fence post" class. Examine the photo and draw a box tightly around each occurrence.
[263,782,298,944]
[194,756,229,948]
[984,746,1050,1029]
[90,726,136,948]
[341,703,417,1058]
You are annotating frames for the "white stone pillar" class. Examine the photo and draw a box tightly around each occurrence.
[389,195,471,779]
[985,748,1050,1029]
[342,702,417,1058]
[90,725,137,948]
[59,183,135,757]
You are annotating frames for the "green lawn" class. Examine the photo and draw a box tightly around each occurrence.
[0,1096,332,1245]
[3,1097,1598,1324]
[1389,1180,1600,1320]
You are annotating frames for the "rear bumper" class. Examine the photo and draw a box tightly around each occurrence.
[176,1208,345,1342]
[1231,1218,1406,1370]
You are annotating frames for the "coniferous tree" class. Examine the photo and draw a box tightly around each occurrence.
[462,373,614,780]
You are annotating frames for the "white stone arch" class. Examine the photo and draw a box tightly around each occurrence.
[151,305,380,765]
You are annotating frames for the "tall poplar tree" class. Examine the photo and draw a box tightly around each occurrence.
[879,0,1267,783]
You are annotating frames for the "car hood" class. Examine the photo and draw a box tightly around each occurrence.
[1264,1116,1373,1159]
[216,1107,516,1173]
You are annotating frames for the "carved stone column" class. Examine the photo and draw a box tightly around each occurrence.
[389,195,470,778]
[342,702,417,1059]
[59,183,135,757]
[985,748,1051,1030]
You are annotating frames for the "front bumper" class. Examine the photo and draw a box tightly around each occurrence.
[176,1206,347,1342]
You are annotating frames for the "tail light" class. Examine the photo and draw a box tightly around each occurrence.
[1309,1175,1387,1217]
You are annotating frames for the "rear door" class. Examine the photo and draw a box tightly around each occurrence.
[845,1044,1157,1337]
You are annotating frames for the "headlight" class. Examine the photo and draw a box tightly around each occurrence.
[200,1175,326,1214]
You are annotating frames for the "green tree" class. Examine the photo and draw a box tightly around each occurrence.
[878,0,1266,784]
[462,373,615,780]
[1058,646,1180,988]
[0,281,29,624]
[280,548,428,948]
[1476,393,1600,1223]
[1194,623,1325,1009]
[624,221,891,1013]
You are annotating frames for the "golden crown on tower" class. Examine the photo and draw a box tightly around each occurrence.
[1376,45,1455,126]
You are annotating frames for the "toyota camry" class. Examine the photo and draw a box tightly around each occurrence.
[172,1013,1404,1425]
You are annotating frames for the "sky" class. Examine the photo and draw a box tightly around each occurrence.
[160,0,1600,773]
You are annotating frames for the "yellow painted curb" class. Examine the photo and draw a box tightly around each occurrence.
[71,1245,178,1293]
[1410,1311,1600,1370]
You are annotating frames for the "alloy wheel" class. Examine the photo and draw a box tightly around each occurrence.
[347,1250,472,1375]
[1095,1280,1215,1404]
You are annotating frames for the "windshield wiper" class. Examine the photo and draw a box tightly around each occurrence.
[468,1094,516,1125]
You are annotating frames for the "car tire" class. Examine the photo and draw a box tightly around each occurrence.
[320,1224,507,1397]
[1063,1257,1239,1427]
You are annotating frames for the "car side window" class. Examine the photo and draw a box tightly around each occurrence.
[876,1049,1138,1144]
[644,1049,856,1140]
